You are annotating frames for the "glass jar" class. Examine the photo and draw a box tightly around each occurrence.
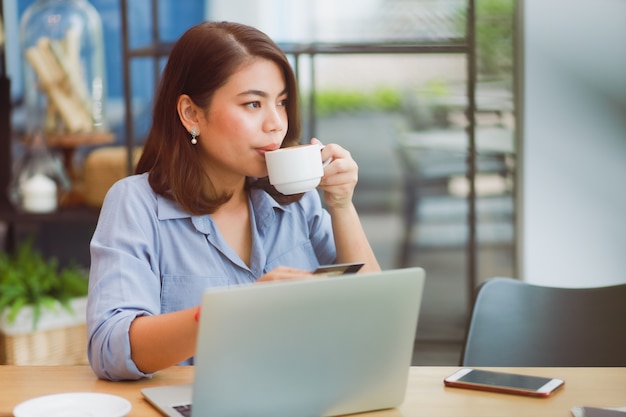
[19,0,107,139]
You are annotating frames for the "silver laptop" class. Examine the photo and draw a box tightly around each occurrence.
[142,267,425,417]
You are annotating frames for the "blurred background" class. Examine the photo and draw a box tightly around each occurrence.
[1,0,625,366]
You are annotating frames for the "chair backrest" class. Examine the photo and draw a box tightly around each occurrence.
[461,277,626,366]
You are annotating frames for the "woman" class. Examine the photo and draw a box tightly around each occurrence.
[87,21,380,381]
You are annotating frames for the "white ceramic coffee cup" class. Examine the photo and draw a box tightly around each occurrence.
[265,144,326,195]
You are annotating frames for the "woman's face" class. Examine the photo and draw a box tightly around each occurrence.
[196,58,289,183]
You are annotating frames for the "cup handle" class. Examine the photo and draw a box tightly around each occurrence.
[320,145,332,167]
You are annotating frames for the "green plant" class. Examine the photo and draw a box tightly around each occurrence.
[421,78,450,100]
[476,0,514,77]
[312,87,403,117]
[456,0,514,78]
[0,241,88,329]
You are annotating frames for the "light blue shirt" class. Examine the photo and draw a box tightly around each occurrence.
[87,173,336,380]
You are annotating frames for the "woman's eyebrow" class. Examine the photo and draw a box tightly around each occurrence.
[238,88,288,98]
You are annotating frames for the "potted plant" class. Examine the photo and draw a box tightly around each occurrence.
[0,240,89,365]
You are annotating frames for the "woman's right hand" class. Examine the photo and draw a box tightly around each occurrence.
[257,266,313,282]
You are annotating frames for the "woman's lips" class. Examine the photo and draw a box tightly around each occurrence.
[256,144,280,155]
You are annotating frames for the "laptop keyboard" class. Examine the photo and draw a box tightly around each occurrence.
[173,404,192,417]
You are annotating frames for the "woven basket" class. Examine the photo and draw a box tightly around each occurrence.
[83,146,142,207]
[0,297,88,365]
[0,323,87,365]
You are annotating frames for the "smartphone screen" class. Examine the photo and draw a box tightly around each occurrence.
[312,262,364,275]
[444,368,564,397]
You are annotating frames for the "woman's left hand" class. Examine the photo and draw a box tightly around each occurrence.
[311,138,358,209]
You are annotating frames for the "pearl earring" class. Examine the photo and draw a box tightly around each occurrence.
[190,128,199,145]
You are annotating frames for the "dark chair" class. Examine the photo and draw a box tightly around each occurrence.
[460,277,626,366]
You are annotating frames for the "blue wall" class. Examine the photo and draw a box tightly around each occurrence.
[17,0,204,99]
[15,0,204,144]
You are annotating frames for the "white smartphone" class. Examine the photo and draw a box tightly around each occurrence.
[444,368,564,398]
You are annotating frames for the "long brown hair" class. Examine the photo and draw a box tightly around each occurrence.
[135,21,302,215]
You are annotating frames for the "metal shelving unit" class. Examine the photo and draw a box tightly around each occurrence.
[119,0,481,307]
[0,2,99,268]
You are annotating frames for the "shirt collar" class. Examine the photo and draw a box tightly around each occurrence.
[155,186,286,236]
[250,187,286,234]
[156,193,189,220]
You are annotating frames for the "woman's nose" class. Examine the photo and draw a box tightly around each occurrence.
[264,107,286,133]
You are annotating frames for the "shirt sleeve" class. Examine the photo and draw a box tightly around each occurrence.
[87,177,161,381]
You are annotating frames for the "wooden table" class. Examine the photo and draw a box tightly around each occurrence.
[1,366,624,417]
